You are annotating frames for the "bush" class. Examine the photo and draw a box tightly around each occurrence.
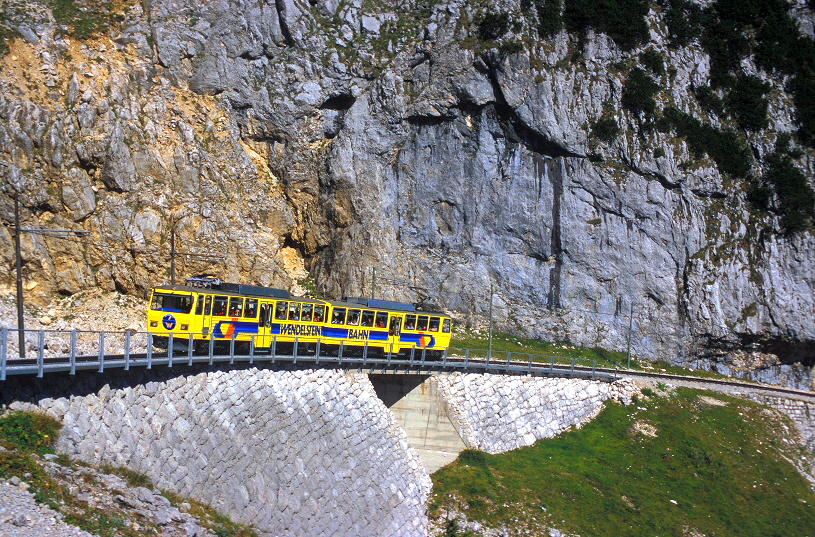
[591,117,620,142]
[694,85,725,117]
[0,410,62,454]
[659,106,752,178]
[479,13,511,41]
[563,0,650,51]
[725,75,770,131]
[459,449,488,466]
[499,41,524,54]
[751,137,815,234]
[622,68,661,118]
[534,0,563,37]
[639,49,665,75]
[664,0,704,47]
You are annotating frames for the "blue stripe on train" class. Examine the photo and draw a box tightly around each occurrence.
[213,321,260,338]
[399,334,436,348]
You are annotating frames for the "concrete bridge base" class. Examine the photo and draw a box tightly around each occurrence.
[369,375,468,473]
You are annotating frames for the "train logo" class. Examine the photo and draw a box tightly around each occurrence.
[162,314,176,330]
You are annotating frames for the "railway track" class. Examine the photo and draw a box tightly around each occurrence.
[3,347,812,403]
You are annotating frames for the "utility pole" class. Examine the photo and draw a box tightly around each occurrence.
[12,192,89,358]
[14,193,24,358]
[626,301,634,369]
[170,228,176,286]
[488,283,494,360]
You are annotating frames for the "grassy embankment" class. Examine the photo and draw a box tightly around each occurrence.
[450,326,742,381]
[0,409,256,537]
[430,386,815,537]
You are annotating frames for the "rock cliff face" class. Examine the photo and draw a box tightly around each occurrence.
[1,0,814,387]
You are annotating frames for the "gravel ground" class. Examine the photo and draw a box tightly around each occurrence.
[0,479,96,537]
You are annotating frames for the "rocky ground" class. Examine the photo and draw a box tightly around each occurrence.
[0,450,228,537]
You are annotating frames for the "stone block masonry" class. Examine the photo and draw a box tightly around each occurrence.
[1,366,432,537]
[437,374,638,454]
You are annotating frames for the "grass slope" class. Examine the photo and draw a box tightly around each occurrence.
[430,387,815,537]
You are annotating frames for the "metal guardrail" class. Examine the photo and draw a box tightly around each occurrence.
[0,328,607,381]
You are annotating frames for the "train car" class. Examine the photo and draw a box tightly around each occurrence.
[146,278,453,356]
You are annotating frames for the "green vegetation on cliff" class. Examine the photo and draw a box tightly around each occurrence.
[430,388,815,537]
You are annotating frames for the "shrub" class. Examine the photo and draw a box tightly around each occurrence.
[622,68,661,118]
[0,410,62,454]
[751,137,815,234]
[664,0,704,47]
[498,41,524,54]
[725,75,770,131]
[591,117,620,142]
[459,449,488,466]
[694,85,725,117]
[639,49,665,75]
[563,0,649,51]
[479,13,510,41]
[659,106,751,178]
[535,0,563,37]
[791,73,815,146]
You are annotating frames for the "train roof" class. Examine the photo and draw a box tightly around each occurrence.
[327,298,448,317]
[151,285,325,304]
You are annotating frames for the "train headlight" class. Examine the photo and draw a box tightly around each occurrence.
[181,324,189,330]
[150,321,158,327]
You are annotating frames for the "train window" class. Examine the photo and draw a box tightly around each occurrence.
[194,295,203,315]
[404,314,416,330]
[361,310,374,327]
[204,295,212,315]
[301,303,313,322]
[275,302,288,320]
[375,312,388,328]
[331,308,346,324]
[417,316,429,331]
[347,309,361,326]
[429,317,440,332]
[245,299,258,318]
[259,304,269,327]
[442,319,451,333]
[228,297,244,317]
[313,305,325,323]
[150,293,194,313]
[213,296,228,316]
[288,303,301,321]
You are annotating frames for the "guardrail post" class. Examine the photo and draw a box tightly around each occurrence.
[98,332,105,373]
[549,356,554,373]
[229,334,236,365]
[506,351,511,371]
[421,347,426,366]
[386,344,391,369]
[442,348,448,367]
[271,336,277,363]
[528,353,532,374]
[338,342,344,361]
[249,336,255,365]
[315,339,321,365]
[37,330,45,378]
[147,333,153,369]
[188,334,194,366]
[293,337,298,364]
[208,334,214,365]
[463,348,468,369]
[168,334,174,368]
[570,357,575,376]
[363,342,368,366]
[591,359,596,378]
[0,328,7,381]
[410,345,415,367]
[124,331,131,371]
[70,329,77,375]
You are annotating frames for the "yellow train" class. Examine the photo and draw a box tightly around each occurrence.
[146,278,452,357]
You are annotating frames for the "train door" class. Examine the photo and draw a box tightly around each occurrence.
[257,301,273,348]
[388,315,402,355]
[201,295,213,338]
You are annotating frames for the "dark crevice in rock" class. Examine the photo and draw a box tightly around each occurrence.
[320,93,356,111]
[274,0,295,48]
[691,189,727,199]
[406,114,451,126]
[480,56,583,160]
[620,152,681,190]
[548,161,563,310]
